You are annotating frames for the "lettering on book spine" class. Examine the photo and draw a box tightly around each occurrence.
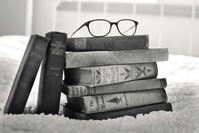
[93,66,118,86]
[94,96,106,111]
[50,41,65,56]
[50,41,65,77]
[68,86,90,97]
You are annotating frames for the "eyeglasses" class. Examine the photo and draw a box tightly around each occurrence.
[71,19,139,37]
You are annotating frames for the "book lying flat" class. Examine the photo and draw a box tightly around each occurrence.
[66,35,149,51]
[64,62,158,87]
[62,78,167,98]
[65,48,168,68]
[67,88,168,114]
[63,102,172,120]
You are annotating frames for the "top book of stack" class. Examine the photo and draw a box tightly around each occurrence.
[66,35,149,51]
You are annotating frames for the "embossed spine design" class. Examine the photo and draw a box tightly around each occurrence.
[80,89,167,114]
[90,62,157,86]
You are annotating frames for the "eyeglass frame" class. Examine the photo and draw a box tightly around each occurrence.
[71,19,139,38]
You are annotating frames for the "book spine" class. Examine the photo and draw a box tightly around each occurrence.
[90,62,157,86]
[36,32,67,115]
[4,35,49,114]
[63,84,92,98]
[65,48,168,68]
[66,35,149,51]
[63,102,172,120]
[67,89,167,114]
[63,78,167,98]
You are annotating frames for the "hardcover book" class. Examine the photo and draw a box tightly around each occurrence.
[63,102,172,120]
[64,62,158,87]
[66,35,149,51]
[4,35,49,114]
[36,31,67,115]
[67,88,168,114]
[62,78,167,98]
[65,48,168,68]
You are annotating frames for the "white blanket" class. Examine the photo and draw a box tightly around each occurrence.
[0,35,199,133]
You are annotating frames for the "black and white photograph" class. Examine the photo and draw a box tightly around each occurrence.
[0,0,199,133]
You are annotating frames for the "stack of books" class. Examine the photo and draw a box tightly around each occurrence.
[62,35,172,120]
[3,31,172,119]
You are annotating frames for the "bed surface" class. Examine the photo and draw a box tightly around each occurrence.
[0,35,199,133]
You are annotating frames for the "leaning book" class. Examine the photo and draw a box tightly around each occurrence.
[37,31,67,115]
[4,35,49,114]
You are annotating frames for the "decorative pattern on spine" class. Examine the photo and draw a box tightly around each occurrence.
[67,89,167,114]
[91,62,157,86]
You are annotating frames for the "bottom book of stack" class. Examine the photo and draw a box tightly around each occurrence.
[62,87,172,120]
[63,102,172,120]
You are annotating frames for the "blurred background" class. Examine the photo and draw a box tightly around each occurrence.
[0,0,199,56]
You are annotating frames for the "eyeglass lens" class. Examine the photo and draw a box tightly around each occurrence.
[88,20,136,36]
[118,20,136,36]
[89,20,111,36]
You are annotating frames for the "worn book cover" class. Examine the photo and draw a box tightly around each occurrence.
[4,35,49,114]
[63,102,172,120]
[66,35,149,51]
[36,31,67,115]
[67,88,168,114]
[65,48,169,68]
[64,62,158,87]
[62,78,167,98]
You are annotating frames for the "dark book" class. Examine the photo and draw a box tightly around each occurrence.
[36,31,67,115]
[63,102,172,120]
[62,78,167,98]
[64,62,158,87]
[4,35,49,114]
[65,48,169,68]
[66,35,149,51]
[67,88,168,114]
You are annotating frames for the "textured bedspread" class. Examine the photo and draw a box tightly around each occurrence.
[0,36,199,133]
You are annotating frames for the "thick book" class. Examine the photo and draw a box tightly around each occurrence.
[64,62,158,87]
[65,48,168,68]
[62,78,167,98]
[66,35,149,51]
[36,31,67,115]
[63,102,172,120]
[4,35,49,114]
[67,88,168,114]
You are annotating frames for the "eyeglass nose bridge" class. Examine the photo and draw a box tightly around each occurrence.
[110,22,118,27]
[109,22,120,34]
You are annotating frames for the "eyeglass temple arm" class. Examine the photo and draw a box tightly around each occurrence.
[122,25,136,35]
[71,23,86,38]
